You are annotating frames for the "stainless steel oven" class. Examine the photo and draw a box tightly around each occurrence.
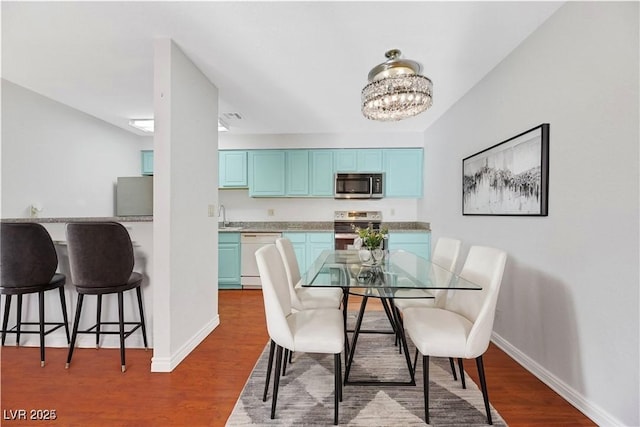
[334,173,384,199]
[334,210,382,250]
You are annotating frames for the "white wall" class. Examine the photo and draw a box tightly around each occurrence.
[1,80,152,218]
[218,132,424,222]
[151,39,219,372]
[420,3,638,426]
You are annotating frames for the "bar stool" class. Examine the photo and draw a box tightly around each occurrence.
[1,222,71,367]
[65,222,148,372]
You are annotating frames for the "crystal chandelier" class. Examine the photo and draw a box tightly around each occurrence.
[361,49,433,121]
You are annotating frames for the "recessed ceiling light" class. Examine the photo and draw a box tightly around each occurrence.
[128,119,154,133]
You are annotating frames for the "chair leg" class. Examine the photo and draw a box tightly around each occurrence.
[135,287,148,349]
[96,294,102,348]
[66,294,84,368]
[58,287,71,343]
[449,357,458,381]
[458,358,466,389]
[263,340,276,402]
[476,356,493,425]
[2,295,11,346]
[271,345,284,419]
[38,291,45,367]
[423,355,430,424]
[413,347,419,373]
[16,295,23,346]
[117,291,126,372]
[282,349,289,376]
[334,353,340,425]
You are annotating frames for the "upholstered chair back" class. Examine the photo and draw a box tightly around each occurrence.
[445,246,507,358]
[255,244,295,349]
[1,223,57,288]
[275,238,305,309]
[65,222,134,289]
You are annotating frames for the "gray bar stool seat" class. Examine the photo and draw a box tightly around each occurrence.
[1,222,71,367]
[65,222,148,372]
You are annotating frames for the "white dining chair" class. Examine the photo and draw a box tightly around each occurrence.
[393,237,462,311]
[255,244,344,425]
[393,238,462,379]
[275,238,343,311]
[402,245,507,425]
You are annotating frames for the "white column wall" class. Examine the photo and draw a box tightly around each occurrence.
[419,3,638,425]
[151,39,219,372]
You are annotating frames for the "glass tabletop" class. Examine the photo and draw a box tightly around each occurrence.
[300,250,482,298]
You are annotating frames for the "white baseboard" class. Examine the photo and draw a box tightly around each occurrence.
[491,332,623,427]
[150,314,220,372]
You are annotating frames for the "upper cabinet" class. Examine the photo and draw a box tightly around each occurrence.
[248,150,286,196]
[309,150,334,196]
[220,147,423,199]
[219,151,248,188]
[383,148,423,198]
[334,149,382,172]
[141,150,154,175]
[286,150,310,196]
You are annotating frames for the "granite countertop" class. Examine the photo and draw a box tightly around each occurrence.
[1,216,153,223]
[1,217,430,232]
[219,221,430,233]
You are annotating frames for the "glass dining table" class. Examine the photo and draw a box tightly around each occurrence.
[299,249,482,386]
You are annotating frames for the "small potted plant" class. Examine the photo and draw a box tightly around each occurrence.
[354,225,388,264]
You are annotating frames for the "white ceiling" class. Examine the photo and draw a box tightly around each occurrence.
[2,1,563,136]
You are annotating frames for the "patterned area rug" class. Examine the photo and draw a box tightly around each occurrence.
[226,311,507,426]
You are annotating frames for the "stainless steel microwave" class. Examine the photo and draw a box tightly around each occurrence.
[334,173,384,199]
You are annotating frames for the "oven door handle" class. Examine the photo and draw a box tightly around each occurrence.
[334,233,359,239]
[369,176,373,198]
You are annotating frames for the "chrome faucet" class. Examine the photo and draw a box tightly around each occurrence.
[219,204,229,227]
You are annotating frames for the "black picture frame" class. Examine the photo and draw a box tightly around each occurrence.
[462,123,549,216]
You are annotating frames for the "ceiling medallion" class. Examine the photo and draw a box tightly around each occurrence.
[361,49,433,121]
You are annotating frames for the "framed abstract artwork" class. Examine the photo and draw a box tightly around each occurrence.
[463,123,549,216]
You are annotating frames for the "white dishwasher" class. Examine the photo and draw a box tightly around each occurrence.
[241,232,282,289]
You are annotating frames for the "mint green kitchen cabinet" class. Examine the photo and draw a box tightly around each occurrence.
[383,148,423,198]
[286,150,310,196]
[141,150,154,175]
[309,150,334,196]
[334,149,383,172]
[388,232,431,260]
[282,232,334,275]
[218,232,241,289]
[248,150,286,196]
[357,149,383,171]
[219,151,248,188]
[306,233,334,268]
[334,149,358,171]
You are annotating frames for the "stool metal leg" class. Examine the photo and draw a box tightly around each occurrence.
[117,291,126,372]
[58,287,71,343]
[135,287,148,349]
[39,290,45,367]
[16,295,23,346]
[66,294,84,369]
[96,294,102,348]
[2,295,11,345]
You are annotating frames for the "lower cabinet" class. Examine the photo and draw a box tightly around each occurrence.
[388,232,431,260]
[282,232,334,275]
[219,232,241,289]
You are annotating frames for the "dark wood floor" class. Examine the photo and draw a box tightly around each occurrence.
[1,290,594,426]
